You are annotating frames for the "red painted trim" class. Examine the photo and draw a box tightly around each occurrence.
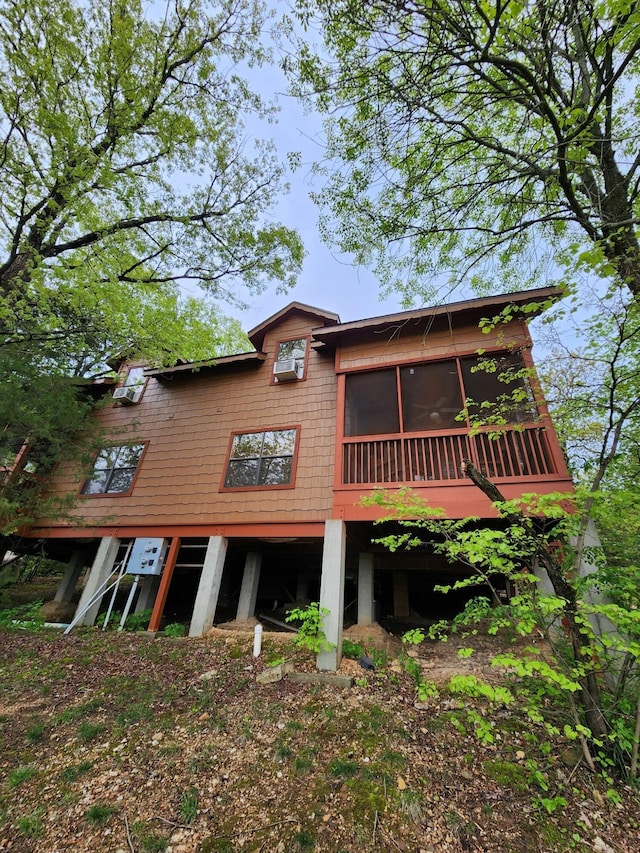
[77,440,150,498]
[26,521,327,540]
[219,425,301,492]
[334,344,528,374]
[148,536,181,632]
[334,374,346,491]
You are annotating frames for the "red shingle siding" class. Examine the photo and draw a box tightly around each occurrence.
[337,323,529,371]
[40,315,337,530]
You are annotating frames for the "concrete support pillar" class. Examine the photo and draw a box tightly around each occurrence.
[134,575,161,614]
[317,520,346,672]
[75,537,120,626]
[236,552,261,622]
[393,571,410,619]
[54,549,87,603]
[357,553,375,626]
[189,536,227,637]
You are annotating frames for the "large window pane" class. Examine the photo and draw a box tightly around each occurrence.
[461,353,536,424]
[258,456,293,485]
[400,361,464,431]
[224,429,297,488]
[345,370,400,436]
[225,458,260,488]
[81,444,144,495]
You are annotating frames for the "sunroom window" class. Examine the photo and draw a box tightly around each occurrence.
[344,352,534,437]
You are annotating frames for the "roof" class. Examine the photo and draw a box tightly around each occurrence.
[247,302,340,350]
[145,351,266,380]
[310,286,563,345]
[136,287,561,381]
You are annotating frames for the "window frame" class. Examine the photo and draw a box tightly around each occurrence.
[342,350,537,438]
[113,363,148,404]
[221,426,300,491]
[271,336,310,384]
[79,441,148,498]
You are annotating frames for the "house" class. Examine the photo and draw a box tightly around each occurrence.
[22,287,572,669]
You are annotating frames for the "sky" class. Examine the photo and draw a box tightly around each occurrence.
[218,4,566,350]
[218,8,410,331]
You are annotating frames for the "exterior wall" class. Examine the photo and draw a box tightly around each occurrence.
[336,318,530,371]
[36,315,337,534]
[332,316,572,520]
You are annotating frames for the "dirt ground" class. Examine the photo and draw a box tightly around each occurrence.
[1,620,639,853]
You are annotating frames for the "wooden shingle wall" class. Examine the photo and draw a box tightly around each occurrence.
[43,315,337,530]
[337,318,530,371]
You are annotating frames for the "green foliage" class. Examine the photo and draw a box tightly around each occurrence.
[60,761,93,783]
[26,721,45,742]
[121,609,153,632]
[289,0,640,305]
[285,602,333,654]
[0,601,45,630]
[0,0,304,534]
[329,757,359,778]
[8,764,37,788]
[84,803,117,825]
[16,807,44,838]
[179,787,199,823]
[342,639,364,659]
[367,473,640,778]
[132,822,169,853]
[77,721,105,742]
[164,623,186,639]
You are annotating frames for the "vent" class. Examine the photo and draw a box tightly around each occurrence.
[273,358,302,382]
[113,386,140,404]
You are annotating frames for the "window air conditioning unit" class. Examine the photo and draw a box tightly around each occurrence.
[112,386,140,404]
[273,358,302,382]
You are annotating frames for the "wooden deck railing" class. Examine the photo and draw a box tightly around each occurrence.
[342,425,556,485]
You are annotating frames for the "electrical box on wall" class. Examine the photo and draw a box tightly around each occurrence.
[126,538,169,576]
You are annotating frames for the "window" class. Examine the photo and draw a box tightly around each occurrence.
[344,352,535,437]
[273,338,307,381]
[345,370,400,436]
[113,365,147,403]
[81,444,145,495]
[461,354,535,423]
[224,429,297,488]
[400,362,463,430]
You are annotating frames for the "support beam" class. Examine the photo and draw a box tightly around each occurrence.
[236,552,261,622]
[54,549,87,603]
[357,552,374,626]
[148,537,181,632]
[189,535,227,637]
[74,538,120,626]
[393,571,410,619]
[135,575,161,614]
[317,520,346,672]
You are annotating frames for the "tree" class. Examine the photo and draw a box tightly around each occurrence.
[367,286,640,778]
[0,0,303,323]
[0,0,303,538]
[289,0,640,303]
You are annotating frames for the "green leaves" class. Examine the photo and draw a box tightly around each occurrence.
[289,0,640,301]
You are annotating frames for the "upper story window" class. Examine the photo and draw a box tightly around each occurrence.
[223,428,298,489]
[344,353,535,437]
[81,443,145,495]
[113,365,147,405]
[273,338,308,382]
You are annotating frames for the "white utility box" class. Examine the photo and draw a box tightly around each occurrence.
[126,538,169,576]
